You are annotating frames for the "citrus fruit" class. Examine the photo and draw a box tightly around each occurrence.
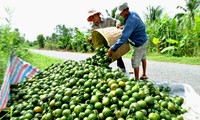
[123,101,131,108]
[62,109,71,117]
[137,100,147,108]
[144,96,155,105]
[102,107,112,117]
[52,109,62,118]
[168,102,176,112]
[90,95,99,104]
[135,111,145,120]
[115,88,123,97]
[110,83,119,90]
[102,97,111,106]
[94,102,103,111]
[88,113,98,120]
[33,106,42,113]
[121,95,129,102]
[148,113,160,120]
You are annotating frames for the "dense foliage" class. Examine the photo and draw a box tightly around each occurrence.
[37,34,45,49]
[34,25,93,53]
[0,25,28,85]
[145,1,200,57]
[31,1,200,57]
[146,13,200,57]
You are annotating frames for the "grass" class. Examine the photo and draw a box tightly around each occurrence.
[147,54,200,65]
[24,52,64,70]
[123,51,200,65]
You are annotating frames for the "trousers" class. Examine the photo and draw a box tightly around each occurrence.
[117,57,126,70]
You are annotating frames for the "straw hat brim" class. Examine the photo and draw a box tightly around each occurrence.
[87,12,101,22]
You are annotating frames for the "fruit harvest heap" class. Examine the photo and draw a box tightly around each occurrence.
[6,45,187,120]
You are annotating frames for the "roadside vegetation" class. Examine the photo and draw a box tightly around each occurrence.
[124,48,200,65]
[0,1,199,119]
[0,0,200,84]
[30,0,200,58]
[23,53,64,71]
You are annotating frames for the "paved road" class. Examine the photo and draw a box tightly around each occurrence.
[30,49,200,95]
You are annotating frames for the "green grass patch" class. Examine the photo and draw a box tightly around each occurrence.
[147,54,200,65]
[123,52,200,65]
[24,52,64,70]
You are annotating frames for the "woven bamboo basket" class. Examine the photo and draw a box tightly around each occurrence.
[92,27,130,62]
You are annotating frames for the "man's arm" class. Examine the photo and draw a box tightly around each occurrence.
[106,17,122,28]
[111,21,133,52]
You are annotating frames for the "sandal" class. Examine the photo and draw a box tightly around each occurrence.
[129,72,134,74]
[140,76,148,80]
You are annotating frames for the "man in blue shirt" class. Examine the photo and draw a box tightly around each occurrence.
[108,2,148,80]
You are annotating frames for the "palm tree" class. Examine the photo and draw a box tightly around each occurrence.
[106,7,117,18]
[144,5,164,23]
[105,7,124,26]
[175,0,200,22]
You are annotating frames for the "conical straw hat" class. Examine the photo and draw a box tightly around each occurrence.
[92,27,130,61]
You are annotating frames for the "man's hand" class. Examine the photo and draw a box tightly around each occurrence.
[116,24,123,29]
[108,48,114,57]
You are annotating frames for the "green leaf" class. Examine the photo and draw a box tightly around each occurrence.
[152,37,160,45]
[166,39,178,44]
[161,46,176,53]
[194,15,200,32]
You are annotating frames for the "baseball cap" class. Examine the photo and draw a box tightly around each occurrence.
[116,2,128,15]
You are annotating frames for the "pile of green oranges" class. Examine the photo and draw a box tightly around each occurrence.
[5,45,187,120]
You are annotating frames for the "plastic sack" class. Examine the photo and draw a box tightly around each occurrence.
[153,81,200,120]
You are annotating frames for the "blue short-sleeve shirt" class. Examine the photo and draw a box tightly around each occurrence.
[111,11,148,51]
